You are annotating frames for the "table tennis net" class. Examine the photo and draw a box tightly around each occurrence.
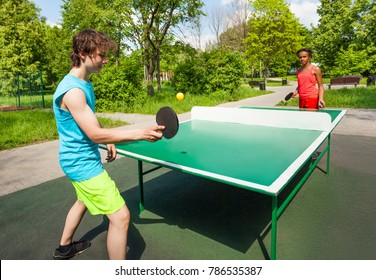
[191,106,331,132]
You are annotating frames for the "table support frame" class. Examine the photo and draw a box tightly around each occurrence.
[136,134,331,260]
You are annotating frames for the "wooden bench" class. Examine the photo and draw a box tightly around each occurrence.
[249,80,266,90]
[329,75,362,89]
[249,80,261,88]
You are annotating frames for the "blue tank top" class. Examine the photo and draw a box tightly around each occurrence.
[53,74,103,181]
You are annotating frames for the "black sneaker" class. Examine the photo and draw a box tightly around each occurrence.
[53,240,91,260]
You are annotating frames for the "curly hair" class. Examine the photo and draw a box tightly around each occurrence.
[70,29,116,67]
[296,48,312,58]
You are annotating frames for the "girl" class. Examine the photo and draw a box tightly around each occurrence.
[293,48,325,109]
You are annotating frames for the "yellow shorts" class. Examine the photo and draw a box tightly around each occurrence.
[71,170,125,215]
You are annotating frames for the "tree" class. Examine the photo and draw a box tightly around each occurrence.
[312,0,352,73]
[245,0,304,79]
[159,40,195,82]
[349,0,376,74]
[0,0,46,74]
[59,0,204,96]
[125,0,204,95]
[332,46,371,76]
[60,0,133,62]
[218,0,250,83]
[313,0,376,75]
[208,5,228,45]
[42,25,71,86]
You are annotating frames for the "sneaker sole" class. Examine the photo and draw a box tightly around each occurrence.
[53,245,91,260]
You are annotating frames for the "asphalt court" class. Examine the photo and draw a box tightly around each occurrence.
[1,82,376,260]
[1,133,375,260]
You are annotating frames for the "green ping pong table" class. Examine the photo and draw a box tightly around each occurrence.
[106,106,346,260]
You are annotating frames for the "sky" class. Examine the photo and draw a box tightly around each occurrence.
[32,0,321,28]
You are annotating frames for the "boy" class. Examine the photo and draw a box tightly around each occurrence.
[52,29,164,260]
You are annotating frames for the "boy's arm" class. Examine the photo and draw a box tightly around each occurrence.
[61,88,164,144]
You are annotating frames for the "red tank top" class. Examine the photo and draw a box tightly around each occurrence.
[297,66,318,99]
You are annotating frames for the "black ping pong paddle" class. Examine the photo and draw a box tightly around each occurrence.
[284,92,294,101]
[156,106,179,139]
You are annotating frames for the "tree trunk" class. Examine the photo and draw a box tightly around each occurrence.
[146,57,155,96]
[147,83,154,96]
[156,48,162,92]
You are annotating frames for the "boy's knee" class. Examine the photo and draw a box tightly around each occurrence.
[109,205,130,228]
[121,207,130,225]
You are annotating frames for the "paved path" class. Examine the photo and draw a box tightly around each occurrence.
[1,83,376,196]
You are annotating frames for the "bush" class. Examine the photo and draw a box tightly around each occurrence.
[171,54,207,95]
[171,48,245,95]
[91,54,146,112]
[202,48,245,94]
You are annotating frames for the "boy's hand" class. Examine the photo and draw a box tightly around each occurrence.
[106,144,117,162]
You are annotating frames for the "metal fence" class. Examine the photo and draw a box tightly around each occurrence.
[0,71,45,108]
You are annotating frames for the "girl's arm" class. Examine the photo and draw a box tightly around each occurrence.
[314,67,325,108]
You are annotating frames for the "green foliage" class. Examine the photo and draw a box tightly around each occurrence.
[42,26,71,87]
[126,0,205,92]
[159,41,197,77]
[0,0,46,74]
[172,48,245,95]
[350,0,376,74]
[171,54,206,95]
[312,0,376,75]
[61,0,133,57]
[332,46,371,76]
[202,48,245,94]
[313,0,352,72]
[91,53,146,112]
[59,0,205,95]
[246,0,304,78]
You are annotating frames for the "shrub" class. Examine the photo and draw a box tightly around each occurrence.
[171,54,207,95]
[202,48,245,94]
[91,54,146,112]
[172,48,245,96]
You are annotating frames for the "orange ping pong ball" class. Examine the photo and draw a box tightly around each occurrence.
[176,92,184,101]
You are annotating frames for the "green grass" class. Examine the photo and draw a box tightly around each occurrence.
[0,94,53,108]
[278,86,376,108]
[0,110,127,151]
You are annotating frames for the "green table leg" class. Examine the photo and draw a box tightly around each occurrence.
[138,160,144,212]
[327,134,331,174]
[271,196,278,260]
